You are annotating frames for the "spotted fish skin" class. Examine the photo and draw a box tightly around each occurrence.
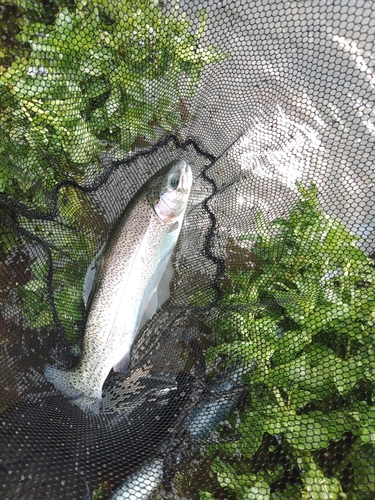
[45,161,192,414]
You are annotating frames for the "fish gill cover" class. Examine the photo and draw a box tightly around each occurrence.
[0,0,375,499]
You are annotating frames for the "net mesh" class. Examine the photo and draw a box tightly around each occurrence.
[1,0,374,498]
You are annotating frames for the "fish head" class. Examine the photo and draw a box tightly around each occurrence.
[150,160,193,224]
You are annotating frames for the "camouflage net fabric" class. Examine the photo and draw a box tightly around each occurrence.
[1,0,375,498]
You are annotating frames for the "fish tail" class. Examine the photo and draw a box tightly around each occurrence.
[44,365,101,415]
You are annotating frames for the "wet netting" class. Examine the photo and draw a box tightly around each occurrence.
[1,0,375,498]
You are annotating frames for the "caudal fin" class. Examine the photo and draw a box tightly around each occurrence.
[44,365,101,415]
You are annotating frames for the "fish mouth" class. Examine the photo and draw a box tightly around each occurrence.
[179,161,193,195]
[153,160,193,223]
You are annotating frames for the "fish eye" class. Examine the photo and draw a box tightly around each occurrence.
[169,173,180,190]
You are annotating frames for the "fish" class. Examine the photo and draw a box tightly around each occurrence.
[109,359,256,499]
[187,358,256,440]
[109,458,164,500]
[44,160,193,415]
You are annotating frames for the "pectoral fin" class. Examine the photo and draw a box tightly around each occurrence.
[137,253,174,332]
[113,351,131,373]
[113,254,174,374]
[168,221,179,233]
[156,256,174,308]
[138,286,159,332]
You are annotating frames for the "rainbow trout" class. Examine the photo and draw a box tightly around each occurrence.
[45,160,192,414]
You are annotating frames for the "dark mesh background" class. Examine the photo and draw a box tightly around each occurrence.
[0,0,374,499]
